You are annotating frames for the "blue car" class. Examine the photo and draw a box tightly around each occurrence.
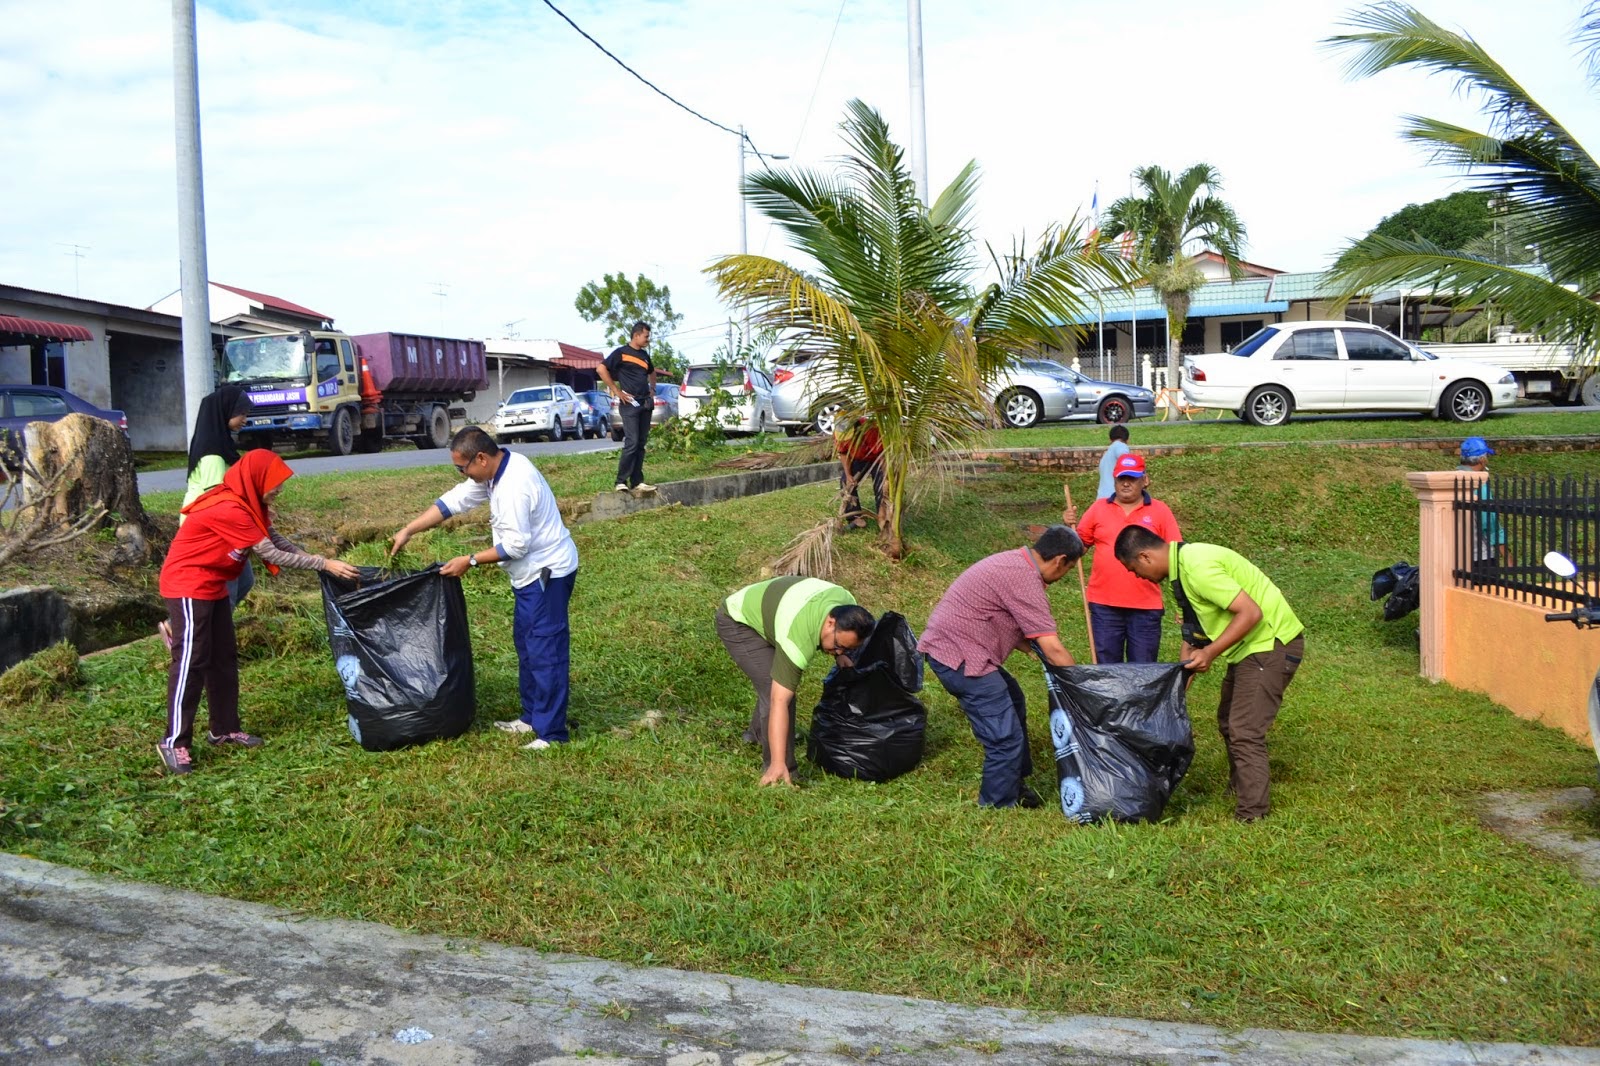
[1,383,127,465]
[1022,360,1155,423]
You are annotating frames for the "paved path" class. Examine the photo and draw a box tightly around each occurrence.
[2,854,1594,1065]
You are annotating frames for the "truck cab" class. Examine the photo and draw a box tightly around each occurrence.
[224,330,367,454]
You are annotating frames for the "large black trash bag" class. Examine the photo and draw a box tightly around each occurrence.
[320,564,476,751]
[807,611,927,782]
[1042,662,1193,824]
[1370,561,1419,621]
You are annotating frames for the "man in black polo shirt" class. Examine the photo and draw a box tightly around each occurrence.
[596,321,657,492]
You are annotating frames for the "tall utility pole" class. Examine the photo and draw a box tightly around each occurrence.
[173,0,213,446]
[906,0,929,206]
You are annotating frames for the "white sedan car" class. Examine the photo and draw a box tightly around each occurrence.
[1181,321,1517,426]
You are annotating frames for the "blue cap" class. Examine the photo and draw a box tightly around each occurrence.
[1461,436,1495,459]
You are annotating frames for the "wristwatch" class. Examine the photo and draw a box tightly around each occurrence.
[467,555,479,568]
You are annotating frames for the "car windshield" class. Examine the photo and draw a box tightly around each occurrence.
[223,335,309,384]
[509,388,553,404]
[1231,327,1279,358]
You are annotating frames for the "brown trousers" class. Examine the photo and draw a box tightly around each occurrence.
[714,607,799,774]
[163,596,241,750]
[1216,634,1304,821]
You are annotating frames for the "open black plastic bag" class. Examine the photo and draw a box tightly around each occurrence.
[1041,662,1193,823]
[320,565,476,751]
[1370,561,1419,621]
[807,611,927,783]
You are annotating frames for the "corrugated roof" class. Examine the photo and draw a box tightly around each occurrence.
[212,282,329,321]
[0,315,93,342]
[552,342,603,369]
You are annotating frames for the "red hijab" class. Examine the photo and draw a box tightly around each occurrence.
[181,449,293,571]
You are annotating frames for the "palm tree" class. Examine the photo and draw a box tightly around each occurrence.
[1102,164,1247,368]
[707,100,1133,558]
[1325,3,1600,358]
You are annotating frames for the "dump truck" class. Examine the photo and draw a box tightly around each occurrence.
[222,330,488,455]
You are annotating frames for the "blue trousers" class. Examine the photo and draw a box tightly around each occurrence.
[1088,603,1164,664]
[512,569,577,743]
[928,656,1034,807]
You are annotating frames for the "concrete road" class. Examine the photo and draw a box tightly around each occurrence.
[137,436,621,495]
[3,854,1594,1066]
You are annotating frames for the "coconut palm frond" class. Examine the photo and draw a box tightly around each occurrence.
[1327,235,1600,352]
[771,518,837,579]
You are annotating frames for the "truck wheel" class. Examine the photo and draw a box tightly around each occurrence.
[1581,373,1600,407]
[420,406,451,449]
[327,407,355,456]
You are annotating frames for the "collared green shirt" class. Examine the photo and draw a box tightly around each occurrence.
[1171,542,1302,665]
[724,577,856,690]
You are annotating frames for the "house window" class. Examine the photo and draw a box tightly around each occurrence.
[1220,320,1264,351]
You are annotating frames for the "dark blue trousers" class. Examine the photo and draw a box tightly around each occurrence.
[513,569,577,742]
[928,656,1034,807]
[1088,603,1164,664]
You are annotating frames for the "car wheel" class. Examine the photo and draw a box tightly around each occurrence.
[1096,396,1132,424]
[1243,386,1293,427]
[550,419,564,442]
[813,400,844,436]
[997,388,1042,429]
[1442,380,1489,423]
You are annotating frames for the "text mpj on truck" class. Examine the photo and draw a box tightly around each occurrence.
[222,330,487,455]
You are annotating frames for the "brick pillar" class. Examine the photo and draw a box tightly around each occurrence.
[1405,469,1484,681]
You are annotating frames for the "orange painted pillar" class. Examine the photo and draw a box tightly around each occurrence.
[1405,469,1484,681]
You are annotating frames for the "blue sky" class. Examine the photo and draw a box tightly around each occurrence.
[2,0,1594,360]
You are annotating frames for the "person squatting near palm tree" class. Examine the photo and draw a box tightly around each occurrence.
[390,427,580,750]
[835,419,884,529]
[157,450,360,775]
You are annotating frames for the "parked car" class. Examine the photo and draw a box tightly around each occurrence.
[770,352,836,434]
[1023,360,1157,423]
[493,384,581,441]
[986,361,1079,428]
[577,390,618,440]
[677,361,778,434]
[651,382,679,425]
[1,383,127,464]
[1180,320,1518,426]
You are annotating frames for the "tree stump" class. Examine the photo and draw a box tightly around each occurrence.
[22,414,152,536]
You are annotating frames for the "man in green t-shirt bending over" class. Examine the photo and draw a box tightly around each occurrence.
[1115,525,1305,823]
[717,577,876,786]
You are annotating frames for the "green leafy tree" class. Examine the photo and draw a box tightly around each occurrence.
[1103,164,1247,368]
[574,272,687,377]
[1325,3,1600,358]
[1370,190,1493,249]
[707,100,1134,558]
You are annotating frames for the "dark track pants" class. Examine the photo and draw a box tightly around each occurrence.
[163,596,240,750]
[1217,634,1304,821]
[928,656,1034,807]
[614,403,652,488]
[513,570,577,743]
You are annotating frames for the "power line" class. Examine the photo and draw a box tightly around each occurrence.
[539,0,779,160]
[791,0,847,158]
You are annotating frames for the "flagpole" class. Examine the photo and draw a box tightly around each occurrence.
[1093,181,1104,378]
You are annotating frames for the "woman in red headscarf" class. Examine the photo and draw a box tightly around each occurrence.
[155,450,358,776]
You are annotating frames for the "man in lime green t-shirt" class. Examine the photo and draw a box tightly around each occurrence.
[716,577,876,786]
[1115,525,1304,822]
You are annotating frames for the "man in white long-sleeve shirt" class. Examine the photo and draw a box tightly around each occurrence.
[391,426,580,749]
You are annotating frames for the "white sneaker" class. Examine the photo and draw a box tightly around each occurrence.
[614,483,629,492]
[522,738,551,750]
[635,481,657,492]
[494,719,534,734]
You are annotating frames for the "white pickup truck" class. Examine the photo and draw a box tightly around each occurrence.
[1421,331,1599,406]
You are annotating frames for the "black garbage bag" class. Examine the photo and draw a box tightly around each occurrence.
[807,611,927,782]
[1041,662,1193,824]
[320,565,476,751]
[1370,561,1419,621]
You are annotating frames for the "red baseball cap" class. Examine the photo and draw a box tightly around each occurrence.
[1113,453,1146,478]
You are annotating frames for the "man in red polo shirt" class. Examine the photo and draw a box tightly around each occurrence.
[1062,452,1181,664]
[918,526,1085,808]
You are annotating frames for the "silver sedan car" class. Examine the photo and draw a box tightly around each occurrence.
[1020,359,1156,423]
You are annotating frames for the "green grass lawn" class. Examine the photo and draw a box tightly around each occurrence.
[5,442,1600,1044]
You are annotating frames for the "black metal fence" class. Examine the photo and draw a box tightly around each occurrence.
[1452,474,1600,607]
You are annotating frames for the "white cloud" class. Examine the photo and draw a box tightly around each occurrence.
[0,0,1593,361]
